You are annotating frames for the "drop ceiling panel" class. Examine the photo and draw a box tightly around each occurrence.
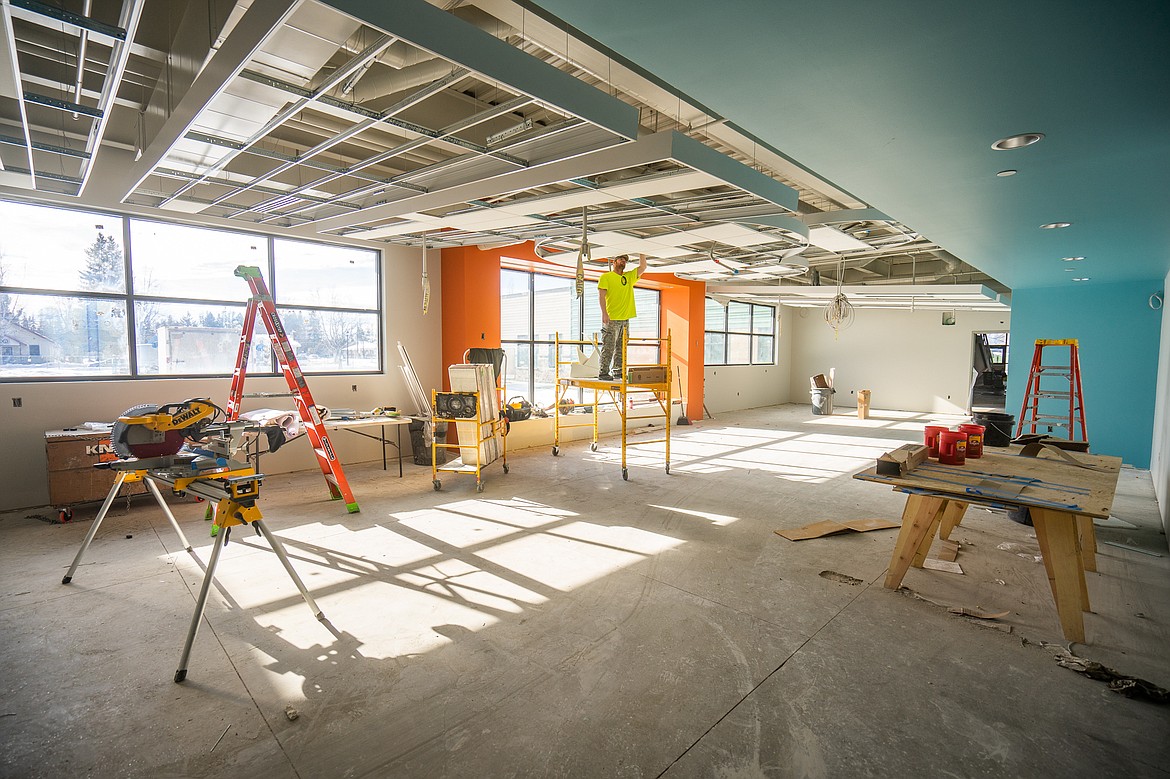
[438,210,543,230]
[808,225,870,252]
[600,169,722,200]
[673,222,775,247]
[505,188,615,214]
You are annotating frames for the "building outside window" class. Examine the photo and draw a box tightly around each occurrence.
[0,199,381,380]
[705,298,775,365]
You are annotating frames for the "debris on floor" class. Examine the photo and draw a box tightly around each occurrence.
[948,606,1010,620]
[922,559,963,574]
[905,589,1011,632]
[996,541,1043,563]
[776,517,899,541]
[284,704,300,721]
[1099,540,1164,557]
[1036,643,1170,704]
[818,570,865,586]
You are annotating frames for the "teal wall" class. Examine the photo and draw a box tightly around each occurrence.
[1007,280,1164,468]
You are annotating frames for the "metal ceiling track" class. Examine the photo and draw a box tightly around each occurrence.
[158,32,398,207]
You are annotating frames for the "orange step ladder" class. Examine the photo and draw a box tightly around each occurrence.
[1014,338,1088,443]
[227,265,359,513]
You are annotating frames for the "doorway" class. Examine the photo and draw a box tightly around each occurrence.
[971,331,1008,412]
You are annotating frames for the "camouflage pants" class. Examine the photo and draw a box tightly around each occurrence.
[599,319,629,377]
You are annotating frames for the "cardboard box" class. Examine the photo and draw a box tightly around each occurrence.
[45,429,146,506]
[626,366,668,385]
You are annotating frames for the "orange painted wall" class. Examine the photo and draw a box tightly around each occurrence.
[441,243,705,419]
[652,274,706,421]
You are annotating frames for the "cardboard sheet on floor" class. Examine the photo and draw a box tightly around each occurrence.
[775,517,899,541]
[922,558,964,574]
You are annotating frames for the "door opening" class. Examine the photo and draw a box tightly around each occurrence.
[971,331,1008,412]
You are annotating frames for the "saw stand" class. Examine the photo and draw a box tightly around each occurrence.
[61,457,324,683]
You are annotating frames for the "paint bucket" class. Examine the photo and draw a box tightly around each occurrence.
[924,425,949,458]
[958,423,985,458]
[973,411,1014,447]
[938,430,967,465]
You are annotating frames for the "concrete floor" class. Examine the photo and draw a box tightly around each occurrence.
[2,404,1168,778]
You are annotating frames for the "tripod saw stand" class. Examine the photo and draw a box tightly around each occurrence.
[62,425,325,683]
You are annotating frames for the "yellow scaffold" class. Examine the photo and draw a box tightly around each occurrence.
[553,329,672,480]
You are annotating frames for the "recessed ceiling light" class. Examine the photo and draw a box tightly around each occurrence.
[992,133,1045,150]
[996,169,1017,177]
[1072,277,1091,282]
[1063,268,1075,272]
[1061,256,1085,262]
[1041,222,1072,229]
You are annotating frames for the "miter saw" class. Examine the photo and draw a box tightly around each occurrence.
[105,399,266,530]
[111,399,222,461]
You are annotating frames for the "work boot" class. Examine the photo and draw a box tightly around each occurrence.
[598,372,613,381]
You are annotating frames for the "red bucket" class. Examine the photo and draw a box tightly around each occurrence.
[959,423,985,458]
[939,430,967,465]
[924,425,949,458]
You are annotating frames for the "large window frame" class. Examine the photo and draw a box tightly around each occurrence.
[705,298,776,366]
[501,266,661,407]
[0,199,382,381]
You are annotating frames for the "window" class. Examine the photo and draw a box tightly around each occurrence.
[501,267,661,407]
[0,199,381,380]
[705,298,775,365]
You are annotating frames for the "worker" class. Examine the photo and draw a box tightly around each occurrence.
[597,253,648,381]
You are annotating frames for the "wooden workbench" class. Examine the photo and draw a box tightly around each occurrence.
[854,448,1123,642]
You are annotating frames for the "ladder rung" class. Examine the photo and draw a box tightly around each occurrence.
[1026,391,1072,398]
[1038,366,1071,372]
[243,392,296,398]
[1029,415,1071,423]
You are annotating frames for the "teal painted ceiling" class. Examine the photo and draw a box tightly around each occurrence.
[526,0,1170,290]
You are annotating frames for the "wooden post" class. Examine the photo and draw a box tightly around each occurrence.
[884,493,946,589]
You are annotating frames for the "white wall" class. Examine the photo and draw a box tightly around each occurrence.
[788,306,1011,414]
[703,304,794,413]
[1152,268,1170,538]
[0,244,442,512]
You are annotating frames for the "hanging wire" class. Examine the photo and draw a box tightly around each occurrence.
[823,257,855,338]
[575,207,589,298]
[421,234,431,316]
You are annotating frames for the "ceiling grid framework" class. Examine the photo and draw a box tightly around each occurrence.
[0,0,1005,298]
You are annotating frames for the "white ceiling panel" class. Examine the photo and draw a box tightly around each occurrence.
[808,225,871,252]
[600,169,723,200]
[503,188,615,215]
[438,210,542,230]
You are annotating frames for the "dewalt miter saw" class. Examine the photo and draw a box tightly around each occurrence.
[111,399,222,460]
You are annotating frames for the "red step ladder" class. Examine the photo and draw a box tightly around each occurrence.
[227,265,359,513]
[1014,338,1089,443]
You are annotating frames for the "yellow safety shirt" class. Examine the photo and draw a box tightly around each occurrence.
[597,269,640,320]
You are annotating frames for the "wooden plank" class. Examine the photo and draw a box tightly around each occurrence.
[884,493,946,589]
[854,449,1122,519]
[1031,508,1088,643]
[1076,514,1097,572]
[938,500,968,541]
[922,559,964,574]
[911,508,944,568]
[935,539,960,562]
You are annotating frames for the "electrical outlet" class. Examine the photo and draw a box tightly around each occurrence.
[12,397,22,408]
[351,384,358,392]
